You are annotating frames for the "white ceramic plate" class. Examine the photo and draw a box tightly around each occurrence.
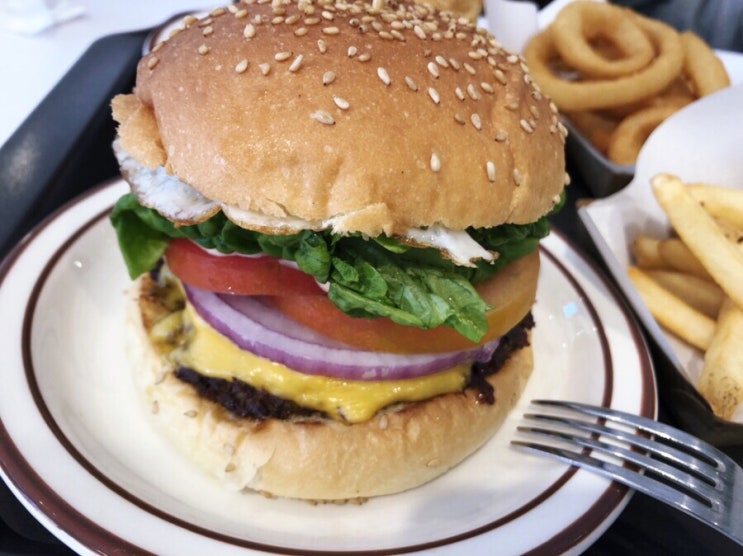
[0,180,655,555]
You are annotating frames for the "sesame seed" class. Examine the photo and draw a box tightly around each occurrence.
[463,62,476,75]
[183,14,198,26]
[433,55,448,68]
[202,25,214,36]
[199,17,212,27]
[494,131,509,141]
[294,27,308,36]
[322,26,340,34]
[286,14,300,24]
[348,45,358,57]
[506,54,519,64]
[322,10,334,20]
[259,62,271,75]
[235,8,248,18]
[468,51,483,60]
[481,82,495,94]
[357,52,371,62]
[427,62,440,78]
[513,168,522,185]
[494,69,507,85]
[379,31,393,40]
[449,58,460,70]
[275,51,292,62]
[288,54,304,72]
[404,76,418,91]
[147,56,159,69]
[210,7,226,16]
[520,119,534,133]
[312,110,335,125]
[470,113,482,130]
[454,113,465,125]
[235,59,249,73]
[427,87,440,104]
[377,67,391,86]
[454,87,465,101]
[198,44,209,55]
[305,16,320,25]
[152,41,164,53]
[487,161,496,182]
[244,23,256,38]
[333,96,350,110]
[391,29,405,41]
[322,71,336,85]
[430,152,441,172]
[467,83,480,100]
[413,25,426,39]
[317,39,327,53]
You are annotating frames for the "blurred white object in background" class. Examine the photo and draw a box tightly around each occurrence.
[484,0,538,53]
[0,0,85,35]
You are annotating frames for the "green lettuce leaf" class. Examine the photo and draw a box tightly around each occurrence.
[110,193,561,342]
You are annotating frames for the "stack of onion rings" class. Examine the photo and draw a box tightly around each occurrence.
[524,1,731,166]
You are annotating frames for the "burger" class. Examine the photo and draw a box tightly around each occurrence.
[110,0,567,501]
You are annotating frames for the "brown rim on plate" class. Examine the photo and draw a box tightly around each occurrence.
[0,181,656,555]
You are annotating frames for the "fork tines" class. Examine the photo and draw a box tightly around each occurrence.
[511,400,729,517]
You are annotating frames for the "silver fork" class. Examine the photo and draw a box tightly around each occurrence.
[511,400,743,546]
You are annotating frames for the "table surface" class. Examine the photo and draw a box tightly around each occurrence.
[1,1,742,555]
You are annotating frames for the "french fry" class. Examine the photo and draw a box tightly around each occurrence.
[688,183,743,229]
[645,270,724,319]
[698,298,743,421]
[630,235,666,269]
[651,174,743,308]
[657,237,713,280]
[627,266,715,351]
[711,216,743,244]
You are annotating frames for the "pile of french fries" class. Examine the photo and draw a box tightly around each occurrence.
[628,173,743,422]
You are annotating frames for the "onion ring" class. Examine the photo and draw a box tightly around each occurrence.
[565,110,620,156]
[607,105,681,166]
[550,1,655,78]
[525,15,683,112]
[680,31,731,98]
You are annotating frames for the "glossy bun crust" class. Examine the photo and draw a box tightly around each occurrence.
[127,275,533,500]
[113,0,566,237]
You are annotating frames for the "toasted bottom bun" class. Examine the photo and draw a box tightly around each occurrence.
[126,279,533,501]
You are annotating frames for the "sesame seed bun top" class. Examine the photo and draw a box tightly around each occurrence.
[113,0,567,237]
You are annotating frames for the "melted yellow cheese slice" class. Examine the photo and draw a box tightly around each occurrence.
[171,303,470,423]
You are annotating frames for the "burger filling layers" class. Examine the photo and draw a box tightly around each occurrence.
[140,262,534,424]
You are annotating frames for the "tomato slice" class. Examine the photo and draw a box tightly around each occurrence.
[268,252,540,354]
[165,239,324,296]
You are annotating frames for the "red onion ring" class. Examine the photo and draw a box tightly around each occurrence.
[184,284,500,381]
